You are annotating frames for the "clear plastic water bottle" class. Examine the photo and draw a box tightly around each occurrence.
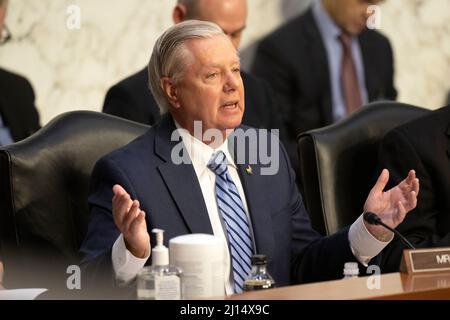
[243,254,276,291]
[343,262,359,279]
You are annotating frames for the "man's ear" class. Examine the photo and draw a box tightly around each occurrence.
[161,77,181,109]
[172,4,187,24]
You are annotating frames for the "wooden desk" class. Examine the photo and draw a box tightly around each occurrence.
[227,272,450,300]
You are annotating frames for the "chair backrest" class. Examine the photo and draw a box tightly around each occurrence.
[297,102,430,236]
[0,111,148,289]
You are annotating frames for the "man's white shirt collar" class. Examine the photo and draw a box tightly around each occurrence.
[174,121,237,176]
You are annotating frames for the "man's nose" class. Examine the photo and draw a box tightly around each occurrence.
[223,72,239,92]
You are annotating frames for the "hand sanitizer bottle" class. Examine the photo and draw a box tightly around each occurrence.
[136,229,182,300]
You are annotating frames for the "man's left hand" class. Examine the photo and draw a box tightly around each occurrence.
[363,169,419,241]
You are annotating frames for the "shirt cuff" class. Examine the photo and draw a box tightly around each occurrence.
[349,213,394,266]
[112,234,150,285]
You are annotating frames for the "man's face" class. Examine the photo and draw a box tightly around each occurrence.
[169,35,245,136]
[330,0,382,35]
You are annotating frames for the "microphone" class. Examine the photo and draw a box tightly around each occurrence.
[363,212,415,250]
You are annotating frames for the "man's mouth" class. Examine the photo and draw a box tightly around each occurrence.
[221,100,239,109]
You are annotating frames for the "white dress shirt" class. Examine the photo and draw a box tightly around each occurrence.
[112,125,392,294]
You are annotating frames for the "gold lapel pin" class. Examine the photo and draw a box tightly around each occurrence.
[245,165,252,175]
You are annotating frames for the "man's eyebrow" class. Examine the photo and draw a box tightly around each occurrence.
[203,63,240,70]
[203,58,241,69]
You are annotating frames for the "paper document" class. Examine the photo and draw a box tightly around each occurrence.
[0,288,48,300]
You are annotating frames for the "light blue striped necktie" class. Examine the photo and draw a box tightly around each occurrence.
[208,151,253,293]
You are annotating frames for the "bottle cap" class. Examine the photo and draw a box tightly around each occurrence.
[251,254,268,265]
[152,228,169,266]
[343,262,359,276]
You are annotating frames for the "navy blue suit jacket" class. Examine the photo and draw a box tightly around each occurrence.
[80,114,357,288]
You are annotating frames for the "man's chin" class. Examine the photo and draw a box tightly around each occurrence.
[349,23,366,35]
[222,116,243,131]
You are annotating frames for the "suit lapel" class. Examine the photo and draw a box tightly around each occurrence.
[304,9,333,124]
[359,31,380,100]
[154,115,213,234]
[229,132,275,260]
[153,118,277,256]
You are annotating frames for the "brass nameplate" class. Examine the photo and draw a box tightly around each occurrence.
[401,247,450,274]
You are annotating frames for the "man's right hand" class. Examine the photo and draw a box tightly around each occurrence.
[112,185,150,258]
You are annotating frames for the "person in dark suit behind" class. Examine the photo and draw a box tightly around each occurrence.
[1,0,40,289]
[103,0,282,133]
[377,105,450,272]
[80,21,419,296]
[0,69,40,143]
[0,0,40,145]
[103,68,159,125]
[252,0,397,170]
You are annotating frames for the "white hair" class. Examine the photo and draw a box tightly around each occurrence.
[148,20,225,114]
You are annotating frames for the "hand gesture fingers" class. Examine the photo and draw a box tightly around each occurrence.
[111,184,150,258]
[122,200,141,234]
[370,168,389,195]
[112,184,133,231]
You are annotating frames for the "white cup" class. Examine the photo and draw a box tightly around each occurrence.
[169,234,225,299]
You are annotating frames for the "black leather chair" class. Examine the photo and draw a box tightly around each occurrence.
[297,102,430,236]
[0,111,148,291]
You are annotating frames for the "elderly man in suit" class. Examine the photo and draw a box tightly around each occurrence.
[377,105,450,272]
[103,0,281,133]
[81,20,418,295]
[252,0,397,171]
[0,0,40,145]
